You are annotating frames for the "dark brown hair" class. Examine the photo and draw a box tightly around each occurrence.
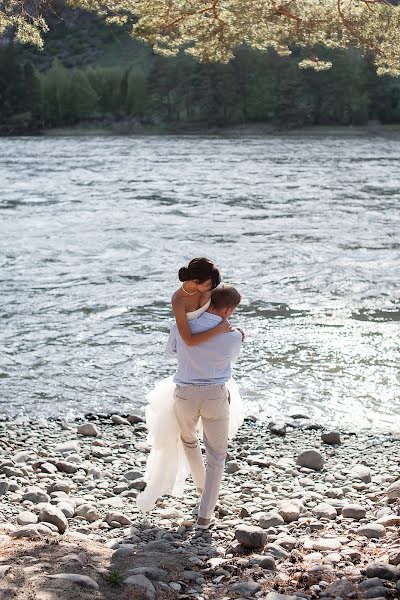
[211,284,241,309]
[178,258,221,290]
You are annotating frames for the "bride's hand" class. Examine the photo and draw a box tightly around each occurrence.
[217,318,233,334]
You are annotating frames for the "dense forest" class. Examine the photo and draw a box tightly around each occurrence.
[1,4,400,134]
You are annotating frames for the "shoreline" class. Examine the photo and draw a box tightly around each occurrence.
[3,123,400,138]
[1,414,400,599]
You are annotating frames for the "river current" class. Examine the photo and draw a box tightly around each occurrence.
[0,135,399,431]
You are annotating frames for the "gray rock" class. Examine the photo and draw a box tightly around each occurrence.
[359,578,386,590]
[0,481,10,496]
[128,478,146,491]
[55,440,80,454]
[364,587,391,598]
[17,511,38,526]
[48,574,99,590]
[313,502,337,520]
[264,543,290,560]
[325,578,354,598]
[225,460,240,474]
[385,479,400,499]
[57,501,75,519]
[23,486,50,504]
[111,414,131,425]
[105,511,132,526]
[278,499,303,523]
[39,505,68,533]
[259,511,285,528]
[56,461,79,474]
[124,574,155,598]
[342,503,366,520]
[125,567,169,582]
[235,525,267,549]
[265,593,298,600]
[268,421,287,436]
[351,464,371,483]
[0,565,12,579]
[256,555,276,570]
[377,515,400,527]
[365,562,400,581]
[321,431,341,445]
[230,580,261,596]
[388,549,400,566]
[124,470,143,481]
[13,450,32,463]
[127,414,145,424]
[75,504,100,522]
[357,523,386,539]
[77,423,100,437]
[10,525,49,539]
[296,449,324,471]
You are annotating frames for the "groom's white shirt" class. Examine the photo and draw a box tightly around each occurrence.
[166,311,242,386]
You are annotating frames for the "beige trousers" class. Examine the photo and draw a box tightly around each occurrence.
[173,383,229,520]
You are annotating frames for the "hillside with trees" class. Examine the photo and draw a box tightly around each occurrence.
[1,3,400,134]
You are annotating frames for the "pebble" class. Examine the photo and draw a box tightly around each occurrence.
[0,481,10,496]
[39,505,68,533]
[321,431,341,445]
[296,449,324,470]
[357,523,386,539]
[235,525,267,549]
[342,503,366,519]
[351,464,372,483]
[365,562,400,581]
[124,574,156,598]
[385,479,400,499]
[77,422,101,436]
[313,502,337,520]
[278,499,303,523]
[17,511,38,525]
[47,573,99,589]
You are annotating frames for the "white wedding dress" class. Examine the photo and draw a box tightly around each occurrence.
[136,300,244,513]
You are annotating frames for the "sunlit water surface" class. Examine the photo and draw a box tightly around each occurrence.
[1,135,399,431]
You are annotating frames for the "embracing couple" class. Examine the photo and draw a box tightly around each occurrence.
[137,258,244,529]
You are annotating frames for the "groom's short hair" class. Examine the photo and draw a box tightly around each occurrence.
[211,284,241,309]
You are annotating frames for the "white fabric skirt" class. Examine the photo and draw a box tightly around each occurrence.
[136,376,244,512]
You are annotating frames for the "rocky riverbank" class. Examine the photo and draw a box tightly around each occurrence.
[0,413,400,600]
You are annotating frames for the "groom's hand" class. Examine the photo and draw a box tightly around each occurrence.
[218,318,233,333]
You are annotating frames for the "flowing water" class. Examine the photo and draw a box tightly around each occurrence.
[0,134,399,431]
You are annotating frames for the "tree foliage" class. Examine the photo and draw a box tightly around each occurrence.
[2,1,400,75]
[3,44,400,134]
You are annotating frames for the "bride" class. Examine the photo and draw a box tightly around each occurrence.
[136,258,244,513]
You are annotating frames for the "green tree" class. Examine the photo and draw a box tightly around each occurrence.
[69,70,98,121]
[125,68,148,117]
[41,59,72,125]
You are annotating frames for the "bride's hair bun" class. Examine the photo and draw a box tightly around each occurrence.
[178,258,221,289]
[178,266,189,281]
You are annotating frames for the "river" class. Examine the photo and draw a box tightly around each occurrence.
[1,134,399,431]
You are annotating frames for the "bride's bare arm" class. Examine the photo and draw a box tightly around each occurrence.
[172,298,231,347]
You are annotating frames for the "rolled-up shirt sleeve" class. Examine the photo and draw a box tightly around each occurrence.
[228,330,242,364]
[166,323,177,359]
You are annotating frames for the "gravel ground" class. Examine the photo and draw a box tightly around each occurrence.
[0,412,399,600]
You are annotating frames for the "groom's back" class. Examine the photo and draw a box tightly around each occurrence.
[171,312,242,386]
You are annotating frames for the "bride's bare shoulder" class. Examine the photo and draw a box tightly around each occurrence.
[171,289,186,310]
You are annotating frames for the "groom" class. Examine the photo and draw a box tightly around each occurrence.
[166,283,243,529]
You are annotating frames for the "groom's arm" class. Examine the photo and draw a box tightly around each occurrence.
[165,323,178,359]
